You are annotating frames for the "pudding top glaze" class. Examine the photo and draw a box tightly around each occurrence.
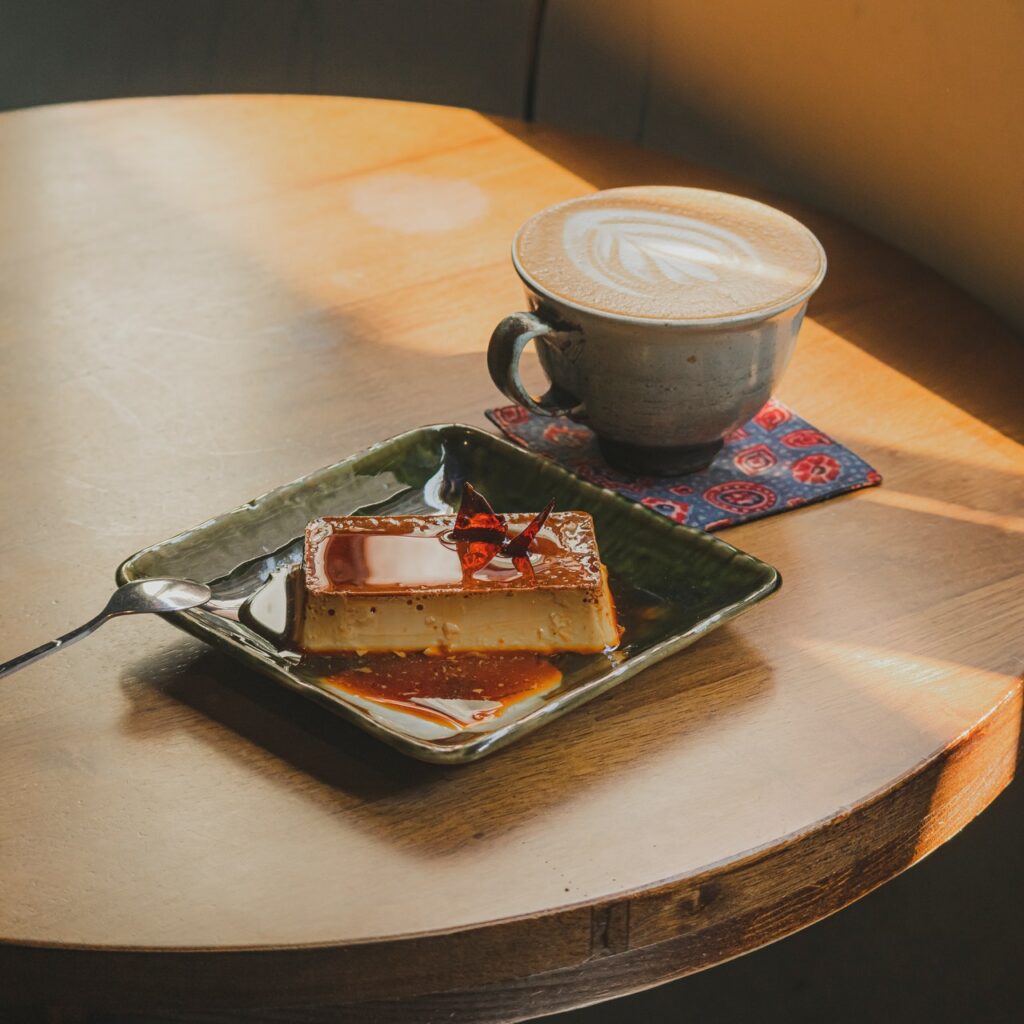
[304,513,605,595]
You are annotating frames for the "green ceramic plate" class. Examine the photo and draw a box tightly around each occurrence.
[117,425,780,763]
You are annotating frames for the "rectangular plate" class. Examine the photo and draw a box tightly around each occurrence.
[117,425,780,763]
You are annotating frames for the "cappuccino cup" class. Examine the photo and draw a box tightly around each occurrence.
[488,186,826,475]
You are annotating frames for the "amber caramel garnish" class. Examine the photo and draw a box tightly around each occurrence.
[451,483,555,579]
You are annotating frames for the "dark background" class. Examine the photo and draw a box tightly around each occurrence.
[0,3,1020,1022]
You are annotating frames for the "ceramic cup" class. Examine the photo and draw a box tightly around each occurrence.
[487,186,827,475]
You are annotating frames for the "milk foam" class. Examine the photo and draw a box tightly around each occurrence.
[514,187,824,321]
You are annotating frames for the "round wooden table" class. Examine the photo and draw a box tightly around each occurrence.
[0,96,1021,1023]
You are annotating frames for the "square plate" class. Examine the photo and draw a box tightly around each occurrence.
[117,425,780,763]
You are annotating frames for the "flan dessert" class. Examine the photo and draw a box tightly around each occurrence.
[292,494,620,655]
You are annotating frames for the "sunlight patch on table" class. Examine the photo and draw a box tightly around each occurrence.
[793,638,1017,746]
[856,488,1024,534]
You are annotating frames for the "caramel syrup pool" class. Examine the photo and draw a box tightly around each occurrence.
[322,652,563,729]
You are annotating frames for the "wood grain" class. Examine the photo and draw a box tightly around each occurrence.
[0,96,1021,1022]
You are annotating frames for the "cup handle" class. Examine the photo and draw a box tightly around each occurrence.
[487,312,581,418]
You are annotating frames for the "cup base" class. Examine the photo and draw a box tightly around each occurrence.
[597,436,724,477]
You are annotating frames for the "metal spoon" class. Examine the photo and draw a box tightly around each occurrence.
[0,578,212,680]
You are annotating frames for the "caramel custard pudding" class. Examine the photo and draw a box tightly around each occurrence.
[293,511,621,655]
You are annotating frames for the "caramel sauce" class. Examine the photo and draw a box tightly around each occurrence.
[323,532,462,587]
[308,483,586,596]
[318,530,563,590]
[321,652,563,729]
[307,516,596,593]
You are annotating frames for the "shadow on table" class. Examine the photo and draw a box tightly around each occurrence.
[118,623,773,857]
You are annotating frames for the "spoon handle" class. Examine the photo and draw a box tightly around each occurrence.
[0,611,109,680]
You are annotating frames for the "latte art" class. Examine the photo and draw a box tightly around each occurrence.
[563,207,764,297]
[513,186,825,321]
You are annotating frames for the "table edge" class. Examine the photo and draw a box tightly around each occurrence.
[2,682,1018,1015]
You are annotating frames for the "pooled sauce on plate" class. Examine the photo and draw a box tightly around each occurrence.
[321,652,563,729]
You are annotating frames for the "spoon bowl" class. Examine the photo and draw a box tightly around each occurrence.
[105,578,213,616]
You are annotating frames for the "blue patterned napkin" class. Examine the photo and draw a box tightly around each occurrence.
[486,399,881,531]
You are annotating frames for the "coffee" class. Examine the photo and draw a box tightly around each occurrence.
[513,186,824,322]
[491,186,826,474]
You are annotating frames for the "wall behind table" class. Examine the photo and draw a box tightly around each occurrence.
[537,0,1024,333]
[0,0,536,117]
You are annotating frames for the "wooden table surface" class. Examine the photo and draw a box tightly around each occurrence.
[0,95,1021,1023]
